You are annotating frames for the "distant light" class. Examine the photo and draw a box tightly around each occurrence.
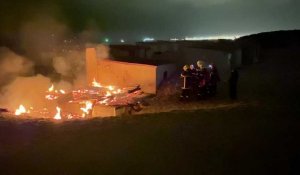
[104,38,109,43]
[184,35,241,41]
[170,38,179,41]
[143,37,155,42]
[120,39,125,43]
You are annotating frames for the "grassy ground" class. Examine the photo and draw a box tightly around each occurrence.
[0,49,300,175]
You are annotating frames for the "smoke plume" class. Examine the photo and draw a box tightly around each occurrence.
[19,15,70,66]
[0,74,51,109]
[0,14,110,111]
[0,47,34,86]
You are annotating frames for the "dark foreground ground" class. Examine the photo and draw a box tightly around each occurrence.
[1,49,300,175]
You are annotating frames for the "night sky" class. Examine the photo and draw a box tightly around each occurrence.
[1,0,300,41]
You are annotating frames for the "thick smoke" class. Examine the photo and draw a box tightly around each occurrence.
[95,44,110,60]
[0,75,52,110]
[0,47,34,86]
[19,15,71,66]
[52,50,85,78]
[53,56,72,77]
[52,49,86,89]
[0,15,109,111]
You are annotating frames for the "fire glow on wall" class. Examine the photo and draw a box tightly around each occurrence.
[86,47,176,94]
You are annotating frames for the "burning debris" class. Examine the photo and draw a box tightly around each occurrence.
[4,78,148,120]
[14,105,28,116]
[45,84,66,100]
[80,100,93,117]
[0,45,163,121]
[54,107,62,120]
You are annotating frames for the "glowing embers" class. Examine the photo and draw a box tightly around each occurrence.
[15,105,28,116]
[48,84,54,92]
[45,84,66,100]
[80,101,93,117]
[79,78,126,105]
[91,78,122,95]
[113,89,122,94]
[60,90,66,94]
[11,79,144,119]
[92,78,102,88]
[54,107,62,120]
[105,91,112,97]
[14,105,52,118]
[99,98,109,105]
[107,85,114,91]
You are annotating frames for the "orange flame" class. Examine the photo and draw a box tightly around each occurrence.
[92,78,102,88]
[80,101,93,117]
[48,84,54,92]
[107,85,114,91]
[59,90,66,94]
[105,91,112,97]
[67,114,73,119]
[45,84,66,100]
[99,98,109,105]
[15,105,27,116]
[112,89,122,94]
[54,107,62,120]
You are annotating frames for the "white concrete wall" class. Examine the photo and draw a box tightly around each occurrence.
[96,60,157,94]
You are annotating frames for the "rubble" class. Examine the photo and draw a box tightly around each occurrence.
[7,81,150,120]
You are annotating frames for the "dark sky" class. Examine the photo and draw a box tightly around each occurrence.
[1,0,300,41]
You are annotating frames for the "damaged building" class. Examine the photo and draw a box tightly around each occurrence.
[86,47,176,94]
[111,40,242,80]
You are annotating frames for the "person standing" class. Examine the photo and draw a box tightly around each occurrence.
[189,64,198,96]
[208,64,220,96]
[196,60,209,98]
[229,69,239,100]
[180,65,192,99]
[189,64,197,76]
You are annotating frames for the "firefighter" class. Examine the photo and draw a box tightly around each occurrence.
[180,65,192,99]
[189,64,198,95]
[196,60,209,98]
[207,64,220,96]
[229,69,239,100]
[189,64,197,76]
[196,60,205,70]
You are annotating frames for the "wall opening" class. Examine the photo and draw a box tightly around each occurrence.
[163,71,168,81]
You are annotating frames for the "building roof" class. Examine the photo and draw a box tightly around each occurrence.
[111,57,173,66]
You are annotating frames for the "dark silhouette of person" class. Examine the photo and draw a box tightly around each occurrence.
[196,60,209,98]
[189,64,198,95]
[229,69,239,100]
[180,65,193,99]
[208,64,220,96]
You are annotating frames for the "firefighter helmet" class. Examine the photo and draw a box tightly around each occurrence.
[197,60,204,68]
[183,65,189,71]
